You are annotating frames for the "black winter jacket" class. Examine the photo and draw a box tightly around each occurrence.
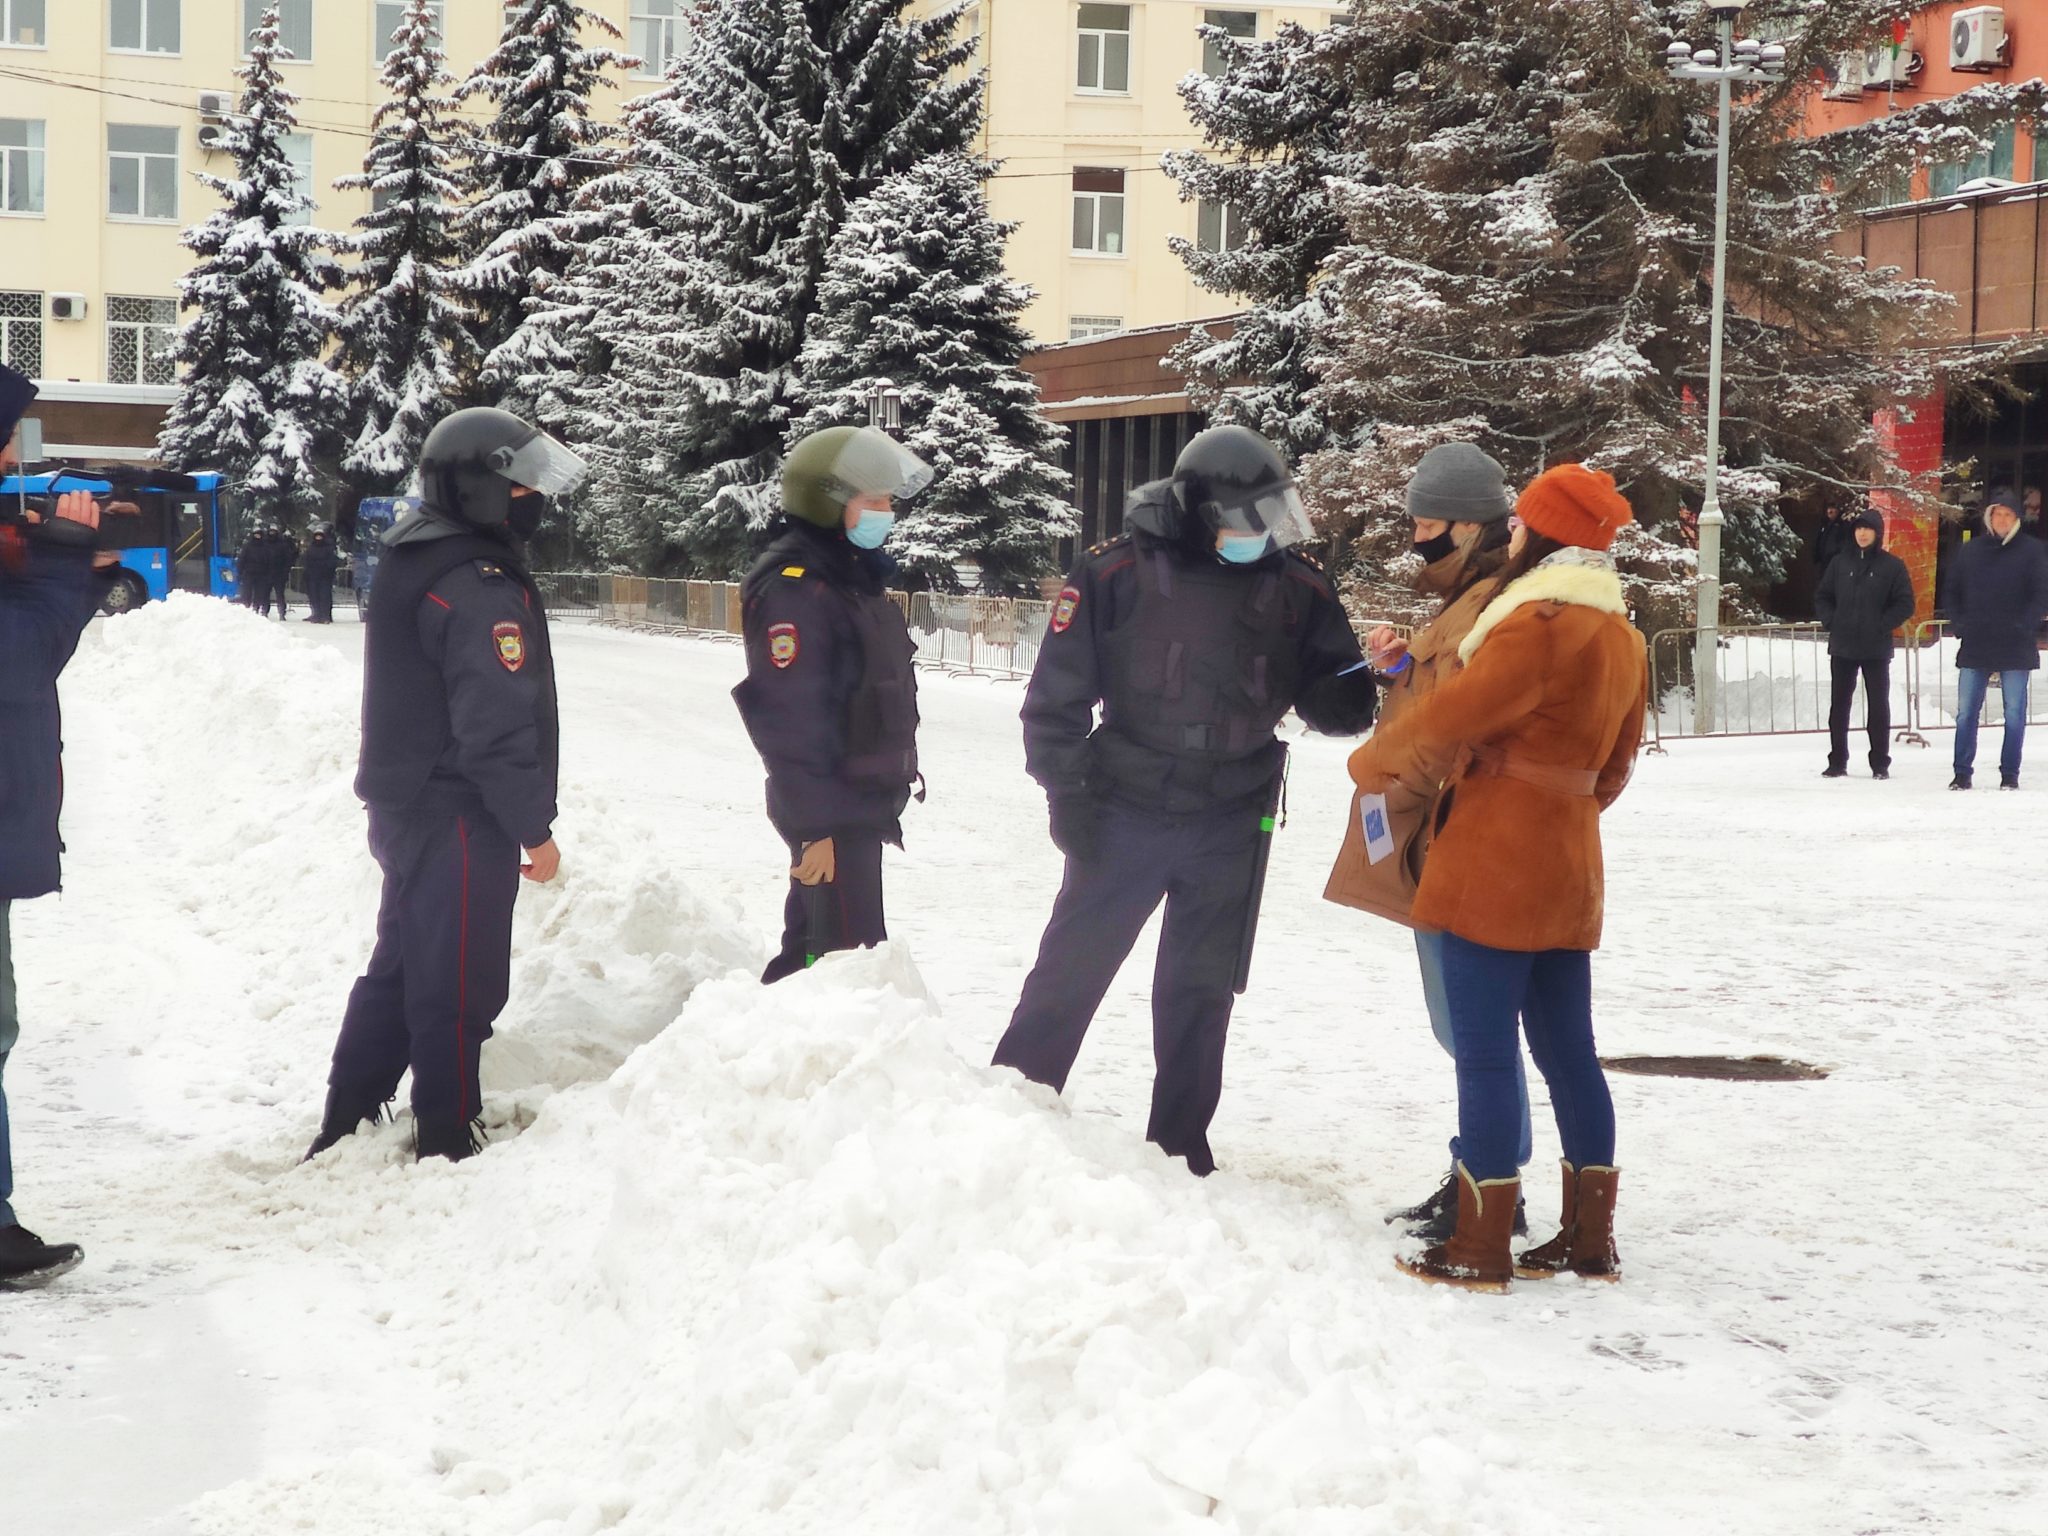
[1815,543,1915,661]
[1948,530,2048,672]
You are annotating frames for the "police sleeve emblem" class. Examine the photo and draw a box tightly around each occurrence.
[768,622,800,669]
[1051,585,1081,634]
[493,621,526,672]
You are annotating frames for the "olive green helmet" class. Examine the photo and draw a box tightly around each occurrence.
[780,426,935,528]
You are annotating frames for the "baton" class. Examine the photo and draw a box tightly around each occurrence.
[1232,748,1291,995]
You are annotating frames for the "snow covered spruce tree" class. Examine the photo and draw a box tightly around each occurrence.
[1175,0,2038,629]
[598,0,983,576]
[330,0,477,499]
[787,155,1073,594]
[450,0,635,409]
[157,6,342,524]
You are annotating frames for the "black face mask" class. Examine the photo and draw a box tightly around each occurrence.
[506,493,547,541]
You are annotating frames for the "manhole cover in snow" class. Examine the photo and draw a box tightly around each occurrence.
[1601,1054,1828,1081]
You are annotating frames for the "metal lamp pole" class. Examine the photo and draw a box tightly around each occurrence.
[1666,6,1785,732]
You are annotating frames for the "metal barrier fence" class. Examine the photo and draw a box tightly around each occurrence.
[1904,619,2048,735]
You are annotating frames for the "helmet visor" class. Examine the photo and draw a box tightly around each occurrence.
[491,431,591,497]
[826,427,934,502]
[1212,486,1314,551]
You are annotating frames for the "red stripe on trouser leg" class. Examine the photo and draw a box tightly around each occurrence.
[456,816,471,1122]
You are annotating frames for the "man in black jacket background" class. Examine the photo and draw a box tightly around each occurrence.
[1815,507,1915,781]
[1947,492,2048,790]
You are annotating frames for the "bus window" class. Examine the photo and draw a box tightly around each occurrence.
[95,492,169,552]
[216,486,248,553]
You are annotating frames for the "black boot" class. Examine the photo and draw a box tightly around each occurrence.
[1950,773,1972,791]
[303,1089,387,1162]
[0,1224,84,1290]
[414,1115,483,1163]
[1388,1166,1526,1241]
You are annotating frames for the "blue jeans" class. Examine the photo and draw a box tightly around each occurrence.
[1,902,18,1227]
[1954,668,2031,782]
[1438,933,1615,1182]
[1415,928,1532,1168]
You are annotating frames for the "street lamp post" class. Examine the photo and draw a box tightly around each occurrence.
[866,378,903,437]
[1665,4,1786,733]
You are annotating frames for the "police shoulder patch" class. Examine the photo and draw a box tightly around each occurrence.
[1051,585,1081,634]
[768,621,800,669]
[492,621,526,672]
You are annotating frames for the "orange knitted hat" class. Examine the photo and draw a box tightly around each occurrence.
[1515,464,1635,552]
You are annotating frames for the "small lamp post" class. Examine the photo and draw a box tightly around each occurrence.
[866,378,903,437]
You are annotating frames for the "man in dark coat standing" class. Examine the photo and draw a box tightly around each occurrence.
[1,372,116,1287]
[236,526,272,610]
[1948,492,2048,790]
[306,409,584,1163]
[1812,504,1851,575]
[1815,507,1915,780]
[301,523,340,623]
[265,524,298,620]
[991,426,1380,1176]
[733,426,934,985]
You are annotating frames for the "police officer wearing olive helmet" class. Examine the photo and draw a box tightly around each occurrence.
[734,426,933,983]
[992,425,1379,1175]
[307,408,587,1162]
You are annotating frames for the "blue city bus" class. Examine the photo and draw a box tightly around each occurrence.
[0,466,242,614]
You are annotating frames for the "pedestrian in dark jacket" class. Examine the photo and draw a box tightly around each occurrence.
[1813,504,1851,575]
[991,426,1379,1176]
[265,526,298,619]
[236,529,271,609]
[1815,508,1914,780]
[301,524,340,623]
[0,454,115,1288]
[733,427,933,985]
[1948,493,2048,790]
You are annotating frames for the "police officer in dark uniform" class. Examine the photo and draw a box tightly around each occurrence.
[301,522,340,623]
[733,426,933,984]
[991,425,1380,1175]
[306,408,587,1162]
[236,525,272,611]
[266,523,299,619]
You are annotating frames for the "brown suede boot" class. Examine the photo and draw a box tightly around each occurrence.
[1516,1163,1621,1282]
[1395,1163,1518,1293]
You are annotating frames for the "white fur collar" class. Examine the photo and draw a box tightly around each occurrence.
[1458,559,1628,663]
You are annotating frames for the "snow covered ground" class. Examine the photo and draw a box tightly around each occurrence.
[2,595,2044,1535]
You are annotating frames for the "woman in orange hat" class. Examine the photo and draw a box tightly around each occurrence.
[1349,463,1648,1292]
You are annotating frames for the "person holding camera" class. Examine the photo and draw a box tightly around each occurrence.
[1,379,117,1288]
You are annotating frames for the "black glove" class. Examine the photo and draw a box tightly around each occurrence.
[1047,793,1101,862]
[1296,667,1380,737]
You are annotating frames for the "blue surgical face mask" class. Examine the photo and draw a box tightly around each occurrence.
[1217,533,1271,565]
[848,509,896,549]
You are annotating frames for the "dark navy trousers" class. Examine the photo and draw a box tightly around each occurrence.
[762,835,887,984]
[993,802,1262,1176]
[328,806,520,1124]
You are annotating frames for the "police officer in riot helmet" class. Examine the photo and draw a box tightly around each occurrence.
[307,407,587,1162]
[301,521,340,623]
[734,425,933,984]
[993,424,1379,1175]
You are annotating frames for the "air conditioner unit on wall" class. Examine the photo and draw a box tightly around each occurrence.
[1821,52,1866,100]
[1951,7,2008,72]
[1864,43,1921,86]
[197,89,233,121]
[196,123,228,152]
[49,294,87,322]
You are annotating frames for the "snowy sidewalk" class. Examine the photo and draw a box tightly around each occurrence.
[0,598,2042,1535]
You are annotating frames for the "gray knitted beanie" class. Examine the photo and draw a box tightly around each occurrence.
[1406,442,1511,525]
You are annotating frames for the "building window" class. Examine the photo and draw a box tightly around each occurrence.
[111,0,180,55]
[244,0,313,61]
[0,290,40,376]
[1201,9,1255,77]
[1,118,45,214]
[1930,122,2017,198]
[375,0,441,61]
[108,124,179,220]
[1069,314,1122,341]
[1076,4,1130,94]
[281,132,314,226]
[108,296,178,385]
[1197,197,1246,253]
[1071,167,1126,255]
[1,0,43,49]
[631,0,688,77]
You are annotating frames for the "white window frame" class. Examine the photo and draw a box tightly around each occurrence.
[106,295,179,386]
[1068,314,1123,341]
[107,123,180,223]
[1201,9,1256,78]
[1197,197,1246,254]
[243,0,314,63]
[1075,4,1131,96]
[375,0,442,62]
[0,117,45,217]
[0,289,42,377]
[630,0,687,78]
[109,0,181,57]
[0,0,45,51]
[1071,169,1126,257]
[281,131,314,226]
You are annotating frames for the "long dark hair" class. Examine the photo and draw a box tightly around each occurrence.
[1488,530,1571,593]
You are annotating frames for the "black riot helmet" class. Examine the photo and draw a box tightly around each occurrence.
[1170,425,1314,553]
[417,408,590,531]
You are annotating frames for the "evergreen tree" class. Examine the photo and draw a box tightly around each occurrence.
[615,0,983,575]
[788,154,1074,594]
[451,0,635,408]
[157,5,342,525]
[330,0,477,498]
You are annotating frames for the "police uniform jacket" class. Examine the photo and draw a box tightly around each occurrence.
[733,517,920,845]
[1023,485,1375,818]
[355,518,559,849]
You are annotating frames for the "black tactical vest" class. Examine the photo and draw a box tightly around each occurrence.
[1100,544,1307,762]
[840,590,920,790]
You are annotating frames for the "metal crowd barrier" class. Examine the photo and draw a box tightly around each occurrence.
[1903,619,2048,736]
